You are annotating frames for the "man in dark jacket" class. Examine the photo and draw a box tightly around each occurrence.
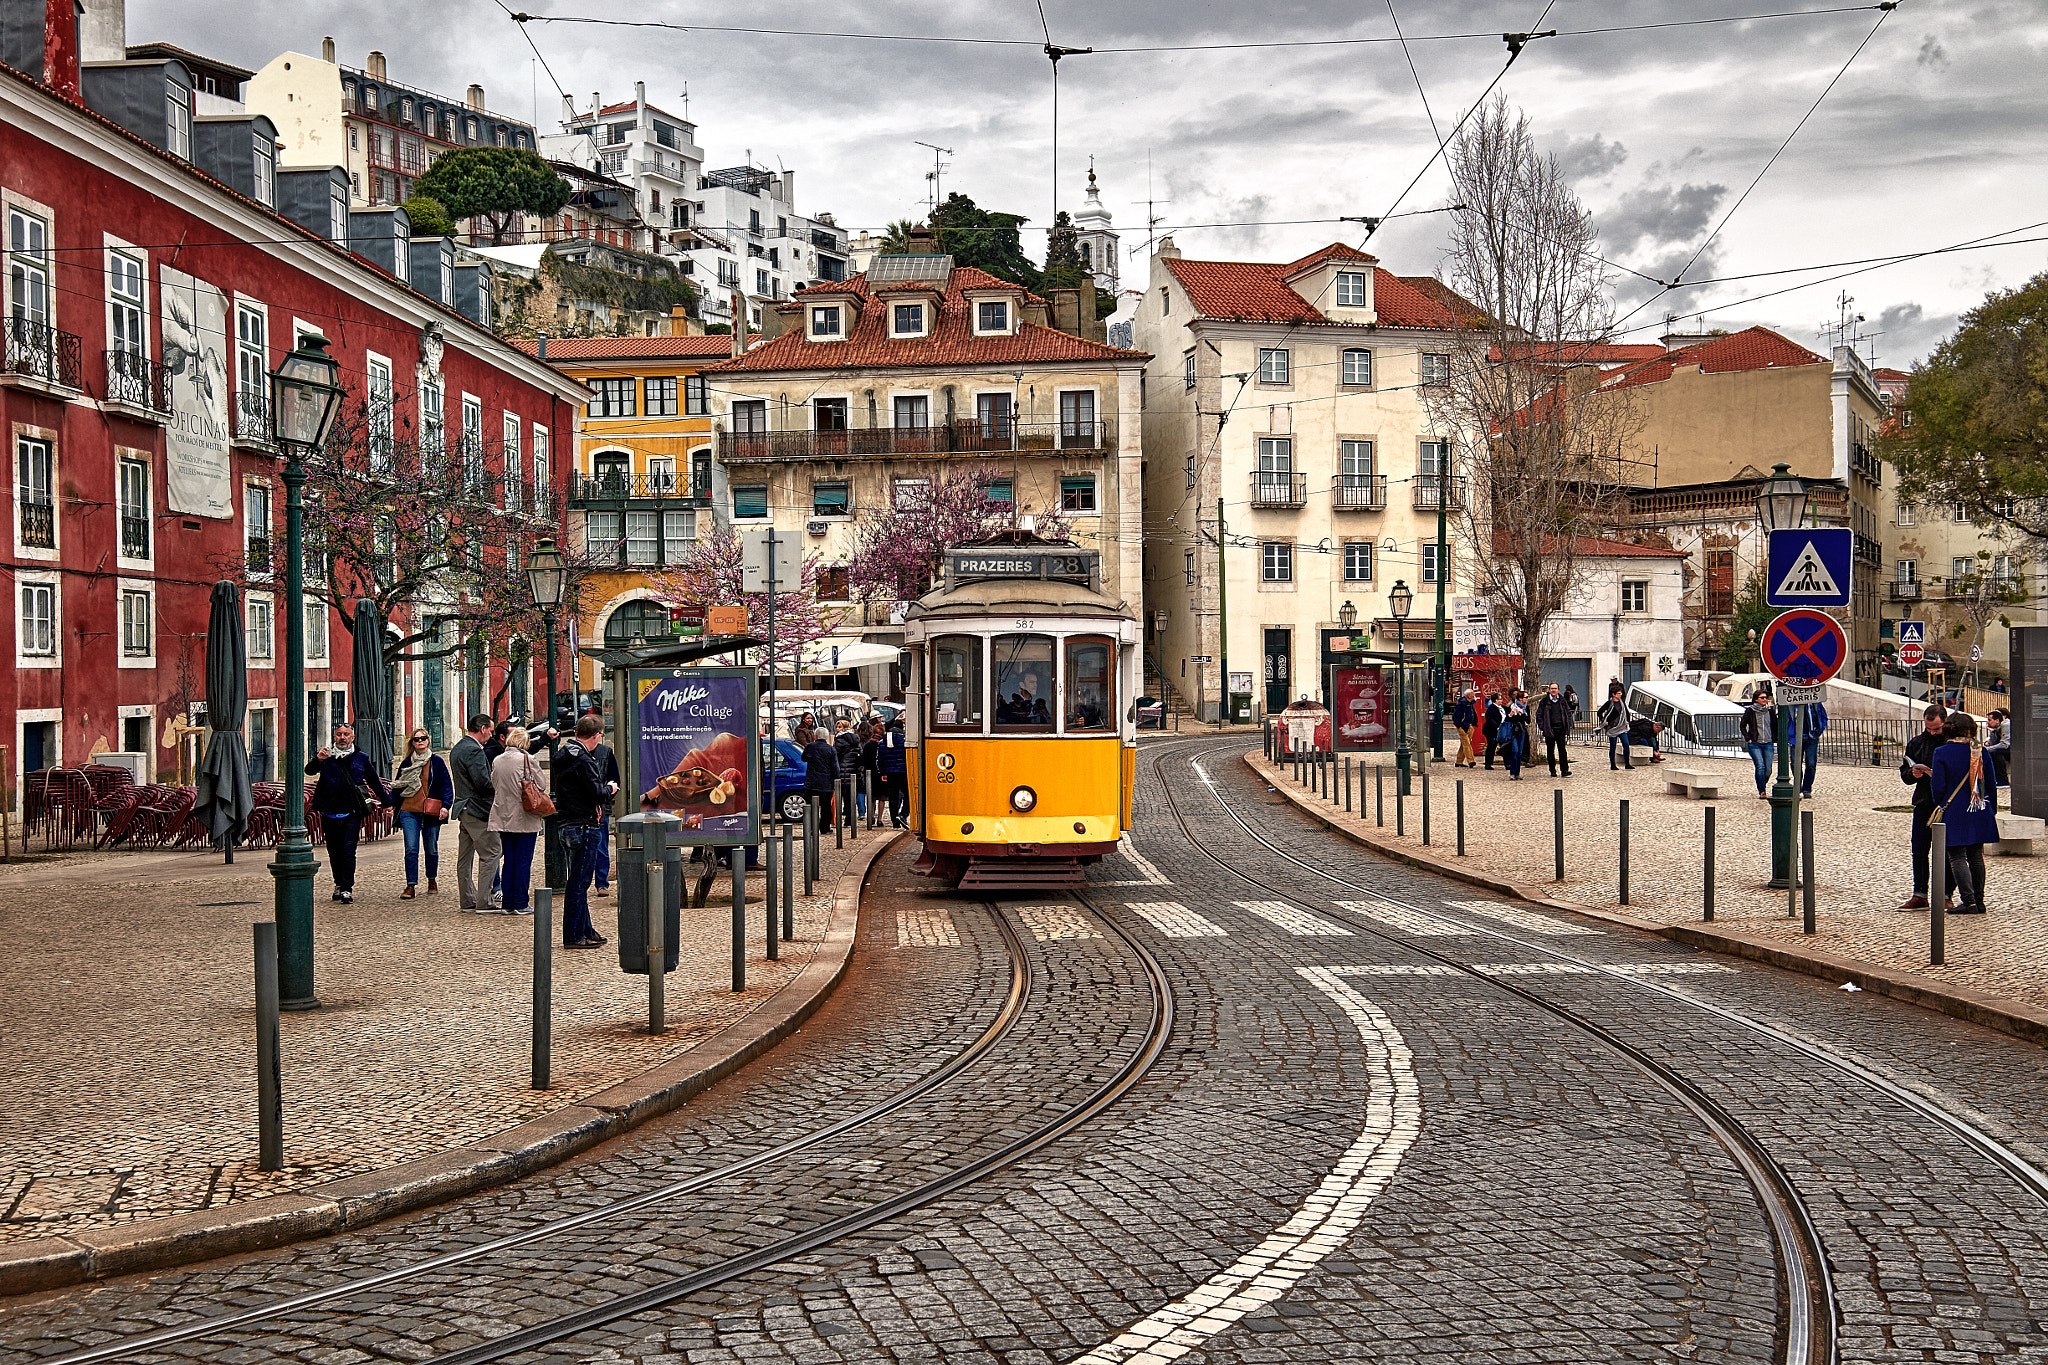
[552,716,616,949]
[877,720,909,827]
[451,714,501,911]
[306,723,394,904]
[1534,682,1573,777]
[585,719,621,894]
[1899,703,1948,909]
[1451,689,1478,769]
[834,720,865,818]
[801,725,839,827]
[1482,693,1505,770]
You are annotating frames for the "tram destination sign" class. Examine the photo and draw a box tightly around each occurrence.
[948,548,1098,583]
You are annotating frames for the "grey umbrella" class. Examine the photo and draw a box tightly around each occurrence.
[194,579,254,862]
[350,598,393,784]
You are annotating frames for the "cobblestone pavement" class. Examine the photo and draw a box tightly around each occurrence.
[0,819,882,1244]
[4,735,2045,1363]
[1255,745,2048,1010]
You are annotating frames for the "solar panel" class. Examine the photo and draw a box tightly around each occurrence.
[867,254,953,284]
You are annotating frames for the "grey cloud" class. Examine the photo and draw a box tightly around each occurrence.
[1918,35,1949,69]
[1872,302,1958,367]
[1553,134,1628,184]
[1599,182,1728,257]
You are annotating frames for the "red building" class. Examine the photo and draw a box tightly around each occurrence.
[2,11,585,797]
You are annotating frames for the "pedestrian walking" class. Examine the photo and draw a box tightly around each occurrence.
[1598,681,1633,771]
[1798,700,1828,799]
[450,713,503,912]
[585,716,621,895]
[1482,692,1505,770]
[305,723,394,904]
[1740,685,1776,797]
[552,715,616,949]
[1535,682,1573,777]
[877,718,909,826]
[391,728,454,899]
[1897,703,1947,909]
[1562,684,1581,729]
[1929,710,1997,915]
[1452,688,1478,768]
[1503,692,1531,780]
[834,719,865,818]
[488,726,546,916]
[800,725,839,827]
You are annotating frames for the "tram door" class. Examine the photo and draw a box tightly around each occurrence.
[1264,628,1292,713]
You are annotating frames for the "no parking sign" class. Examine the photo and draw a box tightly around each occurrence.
[1761,610,1848,685]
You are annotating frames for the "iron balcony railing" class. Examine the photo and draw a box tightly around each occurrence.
[19,498,55,549]
[1333,473,1387,511]
[1412,474,1466,510]
[569,471,710,506]
[234,388,275,447]
[1249,471,1308,508]
[120,513,150,560]
[1854,532,1883,567]
[1888,580,1922,602]
[3,317,83,390]
[719,419,1110,462]
[104,349,172,418]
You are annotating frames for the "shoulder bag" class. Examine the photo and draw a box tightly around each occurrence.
[520,756,556,816]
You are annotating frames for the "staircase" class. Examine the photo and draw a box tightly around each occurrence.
[1143,650,1200,728]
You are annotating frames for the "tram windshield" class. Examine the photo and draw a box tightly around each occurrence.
[1066,637,1113,731]
[991,634,1056,731]
[931,635,983,731]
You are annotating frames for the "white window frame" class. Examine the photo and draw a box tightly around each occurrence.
[118,578,156,667]
[17,574,58,667]
[461,394,483,492]
[165,79,192,160]
[1334,271,1368,308]
[731,483,770,520]
[531,424,550,514]
[1184,352,1196,389]
[13,424,59,562]
[6,195,54,326]
[1261,542,1294,583]
[244,478,274,580]
[809,304,843,339]
[366,352,394,471]
[1060,473,1098,514]
[304,592,330,667]
[1896,501,1914,527]
[115,446,153,569]
[1897,559,1918,585]
[890,302,928,338]
[246,591,276,664]
[252,134,275,207]
[1620,579,1648,613]
[644,375,679,417]
[105,240,148,360]
[891,391,932,429]
[234,298,268,438]
[502,411,522,509]
[1343,542,1373,582]
[419,376,444,456]
[1340,348,1372,388]
[1420,353,1452,386]
[1257,348,1290,386]
[973,299,1011,336]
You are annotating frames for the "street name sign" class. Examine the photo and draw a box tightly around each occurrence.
[1762,608,1849,684]
[1766,528,1853,608]
[1188,654,1213,663]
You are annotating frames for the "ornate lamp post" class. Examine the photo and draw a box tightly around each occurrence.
[268,335,343,1010]
[1389,579,1413,795]
[527,536,567,889]
[1756,462,1809,888]
[1335,600,1358,707]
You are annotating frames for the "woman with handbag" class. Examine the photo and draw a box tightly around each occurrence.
[488,726,549,916]
[392,729,455,900]
[1927,711,1999,915]
[306,723,394,905]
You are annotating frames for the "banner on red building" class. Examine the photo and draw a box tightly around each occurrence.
[160,265,231,519]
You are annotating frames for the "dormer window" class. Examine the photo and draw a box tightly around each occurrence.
[810,305,843,338]
[252,136,275,207]
[1335,271,1368,307]
[891,303,926,337]
[975,300,1010,334]
[165,81,191,160]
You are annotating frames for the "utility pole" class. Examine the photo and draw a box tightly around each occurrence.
[1432,452,1449,760]
[1216,496,1228,727]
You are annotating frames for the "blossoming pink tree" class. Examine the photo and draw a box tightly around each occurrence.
[846,463,1071,603]
[644,525,841,681]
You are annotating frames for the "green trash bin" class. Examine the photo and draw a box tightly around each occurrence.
[1229,692,1254,724]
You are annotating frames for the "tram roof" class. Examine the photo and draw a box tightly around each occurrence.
[904,576,1133,623]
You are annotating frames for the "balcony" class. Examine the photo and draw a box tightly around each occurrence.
[1412,474,1466,511]
[1854,532,1882,567]
[1850,441,1882,483]
[103,350,171,421]
[19,498,55,549]
[233,389,276,450]
[1333,474,1387,511]
[718,419,1112,463]
[568,471,710,507]
[1888,580,1922,602]
[1,317,83,394]
[120,514,150,560]
[246,536,272,574]
[1249,471,1308,509]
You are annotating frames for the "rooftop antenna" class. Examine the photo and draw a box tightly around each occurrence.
[1129,147,1169,258]
[914,140,953,221]
[680,82,689,121]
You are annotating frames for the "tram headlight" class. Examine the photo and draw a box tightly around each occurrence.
[1010,785,1037,812]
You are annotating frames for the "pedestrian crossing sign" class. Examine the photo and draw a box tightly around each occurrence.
[1766,528,1853,607]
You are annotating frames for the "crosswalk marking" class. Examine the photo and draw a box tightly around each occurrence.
[1122,901,1228,938]
[895,903,961,947]
[1014,904,1103,941]
[1233,900,1355,937]
[1444,900,1604,937]
[1333,961,1732,977]
[1335,900,1477,936]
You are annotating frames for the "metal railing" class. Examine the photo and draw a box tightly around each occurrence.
[235,388,274,446]
[3,317,83,390]
[120,514,150,560]
[719,418,1110,462]
[1249,471,1308,508]
[104,349,171,416]
[1854,532,1883,567]
[19,498,55,549]
[1412,474,1466,510]
[568,471,709,504]
[1889,580,1922,601]
[1333,473,1387,511]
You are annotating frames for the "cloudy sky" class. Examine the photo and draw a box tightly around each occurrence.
[137,0,2048,366]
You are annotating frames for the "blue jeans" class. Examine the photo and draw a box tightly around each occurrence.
[398,810,442,886]
[1801,739,1819,797]
[593,809,612,889]
[499,831,537,911]
[1607,735,1631,766]
[559,822,599,943]
[1745,742,1774,793]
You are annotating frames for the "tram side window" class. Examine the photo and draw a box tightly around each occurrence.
[932,636,984,731]
[992,634,1056,730]
[1066,636,1114,731]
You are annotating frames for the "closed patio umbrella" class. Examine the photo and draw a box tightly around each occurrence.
[350,598,393,783]
[194,579,254,862]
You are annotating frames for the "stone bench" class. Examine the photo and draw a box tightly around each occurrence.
[1665,768,1724,800]
[1995,813,2045,856]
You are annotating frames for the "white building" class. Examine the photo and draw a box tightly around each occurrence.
[681,166,849,330]
[1517,538,1690,705]
[1073,167,1119,295]
[555,84,701,256]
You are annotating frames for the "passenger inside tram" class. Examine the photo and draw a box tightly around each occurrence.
[993,636,1056,728]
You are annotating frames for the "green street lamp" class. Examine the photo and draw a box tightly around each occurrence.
[1390,578,1413,795]
[527,536,568,889]
[1756,462,1809,889]
[268,334,343,1011]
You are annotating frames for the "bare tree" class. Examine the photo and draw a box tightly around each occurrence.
[1422,96,1641,694]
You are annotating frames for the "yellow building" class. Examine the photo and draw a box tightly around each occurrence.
[516,334,737,703]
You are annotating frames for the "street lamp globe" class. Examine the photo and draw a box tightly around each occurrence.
[269,334,343,451]
[1756,463,1809,533]
[526,536,566,610]
[1389,579,1413,621]
[1338,599,1358,630]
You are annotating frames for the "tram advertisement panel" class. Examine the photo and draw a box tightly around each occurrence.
[1332,666,1389,751]
[629,667,760,846]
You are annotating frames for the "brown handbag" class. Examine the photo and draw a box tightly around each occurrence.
[519,757,555,816]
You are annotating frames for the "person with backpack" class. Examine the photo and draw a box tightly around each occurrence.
[1928,710,1998,915]
[1739,685,1776,797]
[877,719,909,826]
[552,715,616,949]
[306,722,394,904]
[834,719,865,819]
[1598,681,1634,771]
[583,714,621,895]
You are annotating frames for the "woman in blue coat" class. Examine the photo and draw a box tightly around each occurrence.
[1927,711,1998,915]
[391,728,456,899]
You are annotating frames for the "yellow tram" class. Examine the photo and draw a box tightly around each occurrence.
[902,534,1139,889]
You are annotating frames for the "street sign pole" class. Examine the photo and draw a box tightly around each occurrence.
[1760,608,1848,890]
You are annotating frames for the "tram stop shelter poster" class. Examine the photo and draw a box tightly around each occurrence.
[627,668,759,846]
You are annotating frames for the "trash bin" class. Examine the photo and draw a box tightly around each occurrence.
[615,812,682,974]
[1230,692,1253,724]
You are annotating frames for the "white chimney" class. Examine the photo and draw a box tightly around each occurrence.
[367,51,387,81]
[561,94,574,130]
[466,83,484,112]
[321,36,335,63]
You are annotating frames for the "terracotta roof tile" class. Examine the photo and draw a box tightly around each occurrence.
[512,335,738,361]
[1597,326,1825,394]
[1163,247,1472,329]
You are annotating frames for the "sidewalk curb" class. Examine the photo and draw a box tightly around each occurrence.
[1245,752,2048,1050]
[0,832,905,1299]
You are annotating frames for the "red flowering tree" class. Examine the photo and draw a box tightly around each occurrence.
[644,524,842,680]
[847,463,1070,602]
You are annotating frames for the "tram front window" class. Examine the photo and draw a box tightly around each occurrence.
[932,635,984,731]
[1066,637,1113,731]
[992,634,1056,731]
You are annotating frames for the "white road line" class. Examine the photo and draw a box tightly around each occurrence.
[1444,900,1604,937]
[1335,900,1477,936]
[895,904,961,948]
[1122,902,1228,938]
[1014,904,1103,941]
[1335,961,1732,977]
[1233,900,1355,937]
[1069,967,1421,1365]
[1099,833,1174,886]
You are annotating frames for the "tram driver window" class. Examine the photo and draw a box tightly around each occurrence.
[1065,637,1114,731]
[992,634,1056,731]
[932,636,984,730]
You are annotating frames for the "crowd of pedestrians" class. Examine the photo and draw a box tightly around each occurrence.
[785,709,911,831]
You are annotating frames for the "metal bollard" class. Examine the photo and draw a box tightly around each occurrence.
[731,842,746,992]
[253,921,283,1171]
[1931,821,1946,965]
[645,819,668,1035]
[782,817,795,939]
[765,833,779,962]
[1801,809,1816,934]
[532,888,552,1090]
[1345,757,1353,813]
[1456,779,1465,856]
[835,779,846,850]
[1396,774,1406,837]
[1324,753,1333,801]
[1421,772,1430,845]
[1553,788,1565,882]
[1704,806,1716,920]
[1618,800,1630,906]
[1376,764,1384,827]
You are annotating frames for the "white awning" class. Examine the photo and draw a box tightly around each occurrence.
[801,640,902,670]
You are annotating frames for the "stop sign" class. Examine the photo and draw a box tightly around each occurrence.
[1898,642,1925,668]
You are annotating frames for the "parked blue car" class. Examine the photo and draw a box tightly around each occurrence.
[760,738,812,822]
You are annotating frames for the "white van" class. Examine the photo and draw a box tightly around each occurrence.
[1626,680,1747,758]
[761,690,873,738]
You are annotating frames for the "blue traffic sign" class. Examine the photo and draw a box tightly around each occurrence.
[1762,609,1849,685]
[1897,620,1925,646]
[1766,528,1853,608]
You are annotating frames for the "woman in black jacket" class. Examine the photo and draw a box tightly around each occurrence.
[306,723,394,904]
[800,726,839,827]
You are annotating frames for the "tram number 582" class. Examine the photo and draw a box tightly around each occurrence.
[935,752,957,783]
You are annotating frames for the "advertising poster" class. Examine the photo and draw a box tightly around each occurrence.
[1332,666,1389,751]
[631,668,758,845]
[159,266,232,519]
